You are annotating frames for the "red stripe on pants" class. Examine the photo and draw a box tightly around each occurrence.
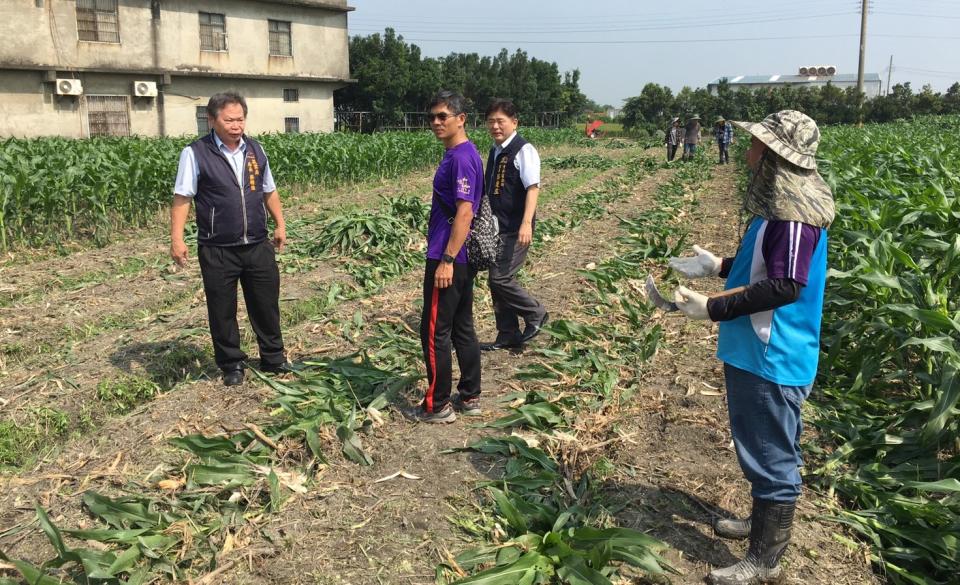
[425,286,440,413]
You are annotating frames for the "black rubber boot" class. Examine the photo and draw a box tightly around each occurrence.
[714,515,751,540]
[708,498,795,585]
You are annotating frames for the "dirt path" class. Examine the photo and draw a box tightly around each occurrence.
[602,162,878,584]
[0,149,878,585]
[0,145,611,438]
[0,144,647,540]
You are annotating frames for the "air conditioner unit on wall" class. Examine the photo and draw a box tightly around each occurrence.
[55,78,83,96]
[133,80,158,97]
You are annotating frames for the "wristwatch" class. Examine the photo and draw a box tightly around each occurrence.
[441,253,455,264]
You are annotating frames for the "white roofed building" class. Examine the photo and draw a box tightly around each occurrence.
[708,68,882,98]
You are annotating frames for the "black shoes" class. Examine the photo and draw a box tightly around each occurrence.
[222,369,244,386]
[259,361,292,374]
[480,338,521,351]
[482,313,551,350]
[521,312,549,343]
[222,359,289,385]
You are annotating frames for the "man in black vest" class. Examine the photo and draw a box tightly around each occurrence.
[480,99,548,351]
[170,91,288,386]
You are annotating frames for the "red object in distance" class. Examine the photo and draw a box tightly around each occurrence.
[585,119,604,137]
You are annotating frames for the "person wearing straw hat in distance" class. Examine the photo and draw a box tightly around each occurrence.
[666,110,835,585]
[682,113,701,161]
[664,116,683,162]
[715,116,734,164]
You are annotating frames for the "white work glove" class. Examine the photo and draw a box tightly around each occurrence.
[674,285,710,320]
[668,245,722,278]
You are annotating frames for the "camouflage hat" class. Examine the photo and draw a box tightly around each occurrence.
[688,114,701,121]
[731,110,820,170]
[715,116,726,124]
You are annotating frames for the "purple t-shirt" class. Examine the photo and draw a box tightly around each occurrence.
[426,140,483,263]
[761,220,821,285]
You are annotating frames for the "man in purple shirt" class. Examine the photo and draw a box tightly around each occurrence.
[406,91,484,423]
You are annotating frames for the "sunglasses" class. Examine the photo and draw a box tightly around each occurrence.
[427,112,460,122]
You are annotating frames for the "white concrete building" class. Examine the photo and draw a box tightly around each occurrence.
[708,69,882,98]
[0,0,354,138]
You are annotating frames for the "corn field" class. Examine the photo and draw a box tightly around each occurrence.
[810,116,960,584]
[0,129,587,250]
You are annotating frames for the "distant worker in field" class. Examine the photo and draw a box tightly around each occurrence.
[715,116,733,164]
[682,113,701,160]
[480,99,548,352]
[170,91,289,387]
[665,116,683,162]
[667,110,835,585]
[405,90,483,423]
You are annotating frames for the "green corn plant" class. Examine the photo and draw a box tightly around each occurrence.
[0,129,588,250]
[785,116,960,585]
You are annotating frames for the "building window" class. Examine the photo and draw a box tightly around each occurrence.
[77,0,120,43]
[197,106,210,135]
[283,88,299,102]
[284,117,300,134]
[268,20,292,56]
[86,96,130,137]
[199,12,227,52]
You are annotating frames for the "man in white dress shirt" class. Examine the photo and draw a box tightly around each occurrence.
[480,99,548,351]
[170,91,288,386]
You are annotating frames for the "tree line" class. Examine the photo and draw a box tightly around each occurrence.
[334,29,588,130]
[621,80,960,136]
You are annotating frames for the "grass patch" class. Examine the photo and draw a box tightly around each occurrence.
[0,407,71,468]
[96,375,160,414]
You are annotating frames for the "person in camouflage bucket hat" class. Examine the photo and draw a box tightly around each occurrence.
[663,110,835,585]
[733,110,835,228]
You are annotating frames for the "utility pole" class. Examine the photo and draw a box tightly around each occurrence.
[857,0,868,123]
[886,54,893,95]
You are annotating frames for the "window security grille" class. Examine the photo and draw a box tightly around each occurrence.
[77,0,120,43]
[269,20,292,56]
[197,106,210,135]
[87,96,130,137]
[199,12,227,51]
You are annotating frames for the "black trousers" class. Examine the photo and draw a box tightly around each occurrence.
[420,260,481,413]
[666,143,678,161]
[488,232,546,341]
[198,241,285,371]
[719,142,730,164]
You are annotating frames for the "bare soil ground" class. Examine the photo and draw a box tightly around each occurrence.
[0,145,878,585]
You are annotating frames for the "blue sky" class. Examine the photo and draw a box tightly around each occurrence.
[347,0,960,106]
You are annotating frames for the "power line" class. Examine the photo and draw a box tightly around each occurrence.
[873,11,960,19]
[375,32,960,45]
[894,66,960,75]
[874,33,960,39]
[349,11,858,35]
[386,34,860,45]
[348,0,847,24]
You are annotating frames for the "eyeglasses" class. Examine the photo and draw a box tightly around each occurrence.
[427,112,460,122]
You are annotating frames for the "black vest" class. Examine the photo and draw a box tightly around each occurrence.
[486,134,532,234]
[190,132,269,247]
